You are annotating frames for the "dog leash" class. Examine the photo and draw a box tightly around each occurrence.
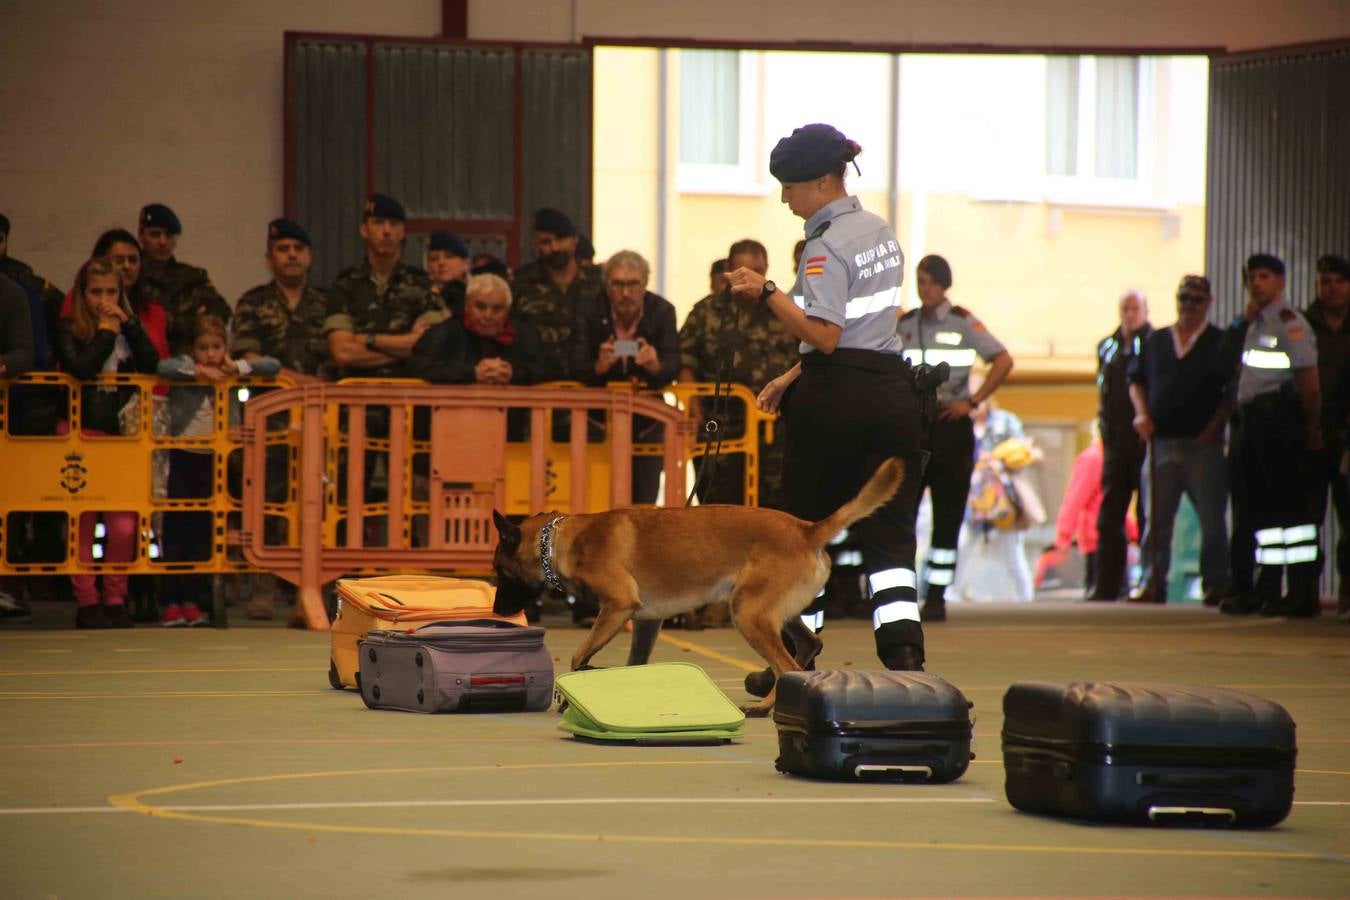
[538,514,567,593]
[685,295,745,507]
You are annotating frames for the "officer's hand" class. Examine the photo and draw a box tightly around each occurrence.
[634,338,659,374]
[757,374,788,414]
[725,267,766,300]
[412,321,430,338]
[595,339,617,375]
[1243,297,1262,322]
[1133,413,1155,442]
[939,399,974,421]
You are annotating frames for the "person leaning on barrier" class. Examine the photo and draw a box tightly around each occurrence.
[233,218,328,384]
[1127,275,1232,606]
[89,230,170,361]
[510,208,603,382]
[324,193,443,379]
[137,203,231,353]
[679,238,799,509]
[1218,254,1322,618]
[53,257,161,630]
[1305,254,1350,620]
[726,122,929,687]
[426,230,471,321]
[408,273,544,386]
[571,249,680,503]
[1090,288,1152,600]
[898,253,1013,623]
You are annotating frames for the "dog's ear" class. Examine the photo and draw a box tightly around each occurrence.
[492,509,521,548]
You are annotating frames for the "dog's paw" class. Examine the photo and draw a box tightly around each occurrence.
[574,663,606,672]
[739,703,772,718]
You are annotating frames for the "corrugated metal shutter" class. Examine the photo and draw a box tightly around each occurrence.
[520,49,593,262]
[292,39,368,288]
[1207,44,1350,599]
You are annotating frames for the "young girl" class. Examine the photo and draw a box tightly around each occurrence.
[156,315,279,626]
[53,256,162,629]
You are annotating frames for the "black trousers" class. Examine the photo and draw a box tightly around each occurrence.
[161,450,214,608]
[1229,396,1319,604]
[782,350,926,662]
[1093,435,1146,598]
[920,415,976,602]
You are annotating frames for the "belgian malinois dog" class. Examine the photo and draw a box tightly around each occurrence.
[491,458,905,715]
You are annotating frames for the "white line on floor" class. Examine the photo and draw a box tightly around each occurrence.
[29,649,73,654]
[112,649,158,653]
[2,799,1345,816]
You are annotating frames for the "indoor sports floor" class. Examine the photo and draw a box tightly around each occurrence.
[1,601,1347,898]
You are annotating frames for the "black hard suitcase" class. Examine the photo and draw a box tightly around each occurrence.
[1002,682,1296,827]
[773,670,974,782]
[358,620,553,713]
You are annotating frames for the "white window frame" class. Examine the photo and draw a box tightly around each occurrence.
[1042,56,1158,209]
[675,51,762,196]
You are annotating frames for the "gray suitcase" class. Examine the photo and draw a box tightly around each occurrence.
[358,620,553,713]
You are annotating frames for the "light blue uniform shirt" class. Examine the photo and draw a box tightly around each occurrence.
[1237,299,1317,405]
[897,300,1006,405]
[790,196,904,355]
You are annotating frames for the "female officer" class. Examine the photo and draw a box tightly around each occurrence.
[726,123,927,690]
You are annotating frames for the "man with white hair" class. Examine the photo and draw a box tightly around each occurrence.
[1089,289,1152,601]
[408,273,544,385]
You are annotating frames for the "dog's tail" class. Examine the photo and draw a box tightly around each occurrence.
[807,457,906,548]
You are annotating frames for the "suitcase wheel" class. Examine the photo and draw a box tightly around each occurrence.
[371,685,381,701]
[415,652,423,668]
[327,660,342,690]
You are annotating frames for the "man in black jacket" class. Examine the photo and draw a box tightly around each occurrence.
[570,249,680,505]
[1091,289,1152,600]
[408,273,543,385]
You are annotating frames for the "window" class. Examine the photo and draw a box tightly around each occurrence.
[676,49,760,194]
[1045,56,1143,180]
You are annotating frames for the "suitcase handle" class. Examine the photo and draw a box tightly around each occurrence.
[1147,806,1236,825]
[854,763,932,780]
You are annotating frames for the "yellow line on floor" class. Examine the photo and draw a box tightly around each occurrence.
[0,668,315,677]
[657,633,761,672]
[106,762,1338,861]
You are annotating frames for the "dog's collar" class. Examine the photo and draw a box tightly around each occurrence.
[538,515,567,593]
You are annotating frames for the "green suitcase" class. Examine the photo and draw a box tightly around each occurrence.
[555,662,745,744]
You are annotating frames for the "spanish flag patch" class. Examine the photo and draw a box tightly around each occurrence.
[805,256,826,278]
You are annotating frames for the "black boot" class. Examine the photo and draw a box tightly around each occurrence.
[920,589,947,622]
[1219,591,1262,615]
[883,644,925,671]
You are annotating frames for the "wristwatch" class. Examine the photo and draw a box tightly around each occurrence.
[364,332,378,350]
[759,280,777,302]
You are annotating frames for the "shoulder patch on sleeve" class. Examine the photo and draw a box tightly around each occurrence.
[899,308,919,321]
[1278,308,1297,322]
[950,305,969,318]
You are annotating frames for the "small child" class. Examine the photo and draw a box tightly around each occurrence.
[156,316,279,626]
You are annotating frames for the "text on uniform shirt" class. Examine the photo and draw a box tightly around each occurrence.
[855,241,902,279]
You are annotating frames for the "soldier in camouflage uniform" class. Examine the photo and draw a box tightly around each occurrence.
[679,239,798,509]
[137,204,232,353]
[233,219,328,381]
[324,193,444,378]
[510,208,603,382]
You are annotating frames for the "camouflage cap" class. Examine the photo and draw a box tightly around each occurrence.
[1177,274,1210,296]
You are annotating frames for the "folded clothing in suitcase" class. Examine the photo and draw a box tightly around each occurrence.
[554,663,745,744]
[330,575,526,690]
[358,620,553,713]
[773,670,974,782]
[1002,682,1296,827]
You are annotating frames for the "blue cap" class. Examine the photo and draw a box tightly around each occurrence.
[364,193,406,222]
[1317,254,1350,279]
[428,230,469,258]
[140,203,182,235]
[577,232,595,260]
[1245,253,1285,277]
[267,218,311,247]
[769,123,860,183]
[532,207,576,238]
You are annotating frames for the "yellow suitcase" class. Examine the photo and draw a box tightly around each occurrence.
[327,575,525,689]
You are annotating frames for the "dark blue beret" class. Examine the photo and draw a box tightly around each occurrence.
[428,230,469,258]
[140,203,182,235]
[267,218,311,247]
[1245,253,1285,277]
[769,123,861,183]
[0,214,9,237]
[1317,254,1350,279]
[532,207,576,238]
[577,232,595,260]
[364,193,406,222]
[471,257,511,279]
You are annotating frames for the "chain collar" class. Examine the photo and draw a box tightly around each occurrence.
[538,515,567,593]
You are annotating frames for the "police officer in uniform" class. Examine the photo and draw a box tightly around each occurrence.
[1219,254,1323,617]
[726,123,928,691]
[898,254,1013,622]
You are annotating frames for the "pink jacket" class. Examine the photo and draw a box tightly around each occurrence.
[1054,439,1138,554]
